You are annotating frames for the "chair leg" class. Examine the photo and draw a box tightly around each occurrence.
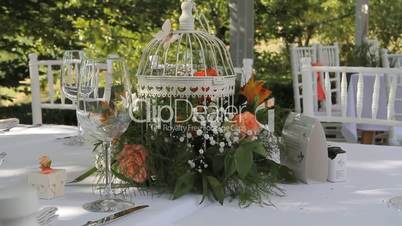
[361,131,375,144]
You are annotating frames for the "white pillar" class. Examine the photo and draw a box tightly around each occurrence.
[301,58,314,117]
[29,53,42,125]
[229,0,254,67]
[355,0,369,46]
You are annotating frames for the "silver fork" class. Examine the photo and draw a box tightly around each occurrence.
[0,152,6,166]
[37,207,58,226]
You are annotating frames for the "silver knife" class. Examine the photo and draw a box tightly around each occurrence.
[0,152,6,166]
[83,205,149,226]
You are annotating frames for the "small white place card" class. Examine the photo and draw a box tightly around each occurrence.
[28,169,66,199]
[280,113,328,183]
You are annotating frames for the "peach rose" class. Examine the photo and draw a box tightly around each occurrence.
[116,144,148,183]
[233,111,261,136]
[39,155,53,174]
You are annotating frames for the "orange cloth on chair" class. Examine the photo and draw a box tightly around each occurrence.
[312,63,326,101]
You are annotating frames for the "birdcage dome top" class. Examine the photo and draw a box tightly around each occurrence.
[136,0,236,98]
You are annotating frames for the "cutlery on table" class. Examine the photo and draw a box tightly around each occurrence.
[37,207,58,226]
[83,205,149,226]
[0,118,19,132]
[0,152,6,166]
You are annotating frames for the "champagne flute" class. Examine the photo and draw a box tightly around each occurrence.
[77,56,134,212]
[60,50,85,145]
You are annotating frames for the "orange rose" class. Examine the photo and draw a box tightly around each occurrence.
[194,68,218,77]
[116,144,148,183]
[233,111,261,136]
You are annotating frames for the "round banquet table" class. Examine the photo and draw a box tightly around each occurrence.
[1,125,402,226]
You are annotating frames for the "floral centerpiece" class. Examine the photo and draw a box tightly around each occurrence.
[74,0,295,207]
[76,77,295,206]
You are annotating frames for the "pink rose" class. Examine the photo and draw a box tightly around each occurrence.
[116,144,148,183]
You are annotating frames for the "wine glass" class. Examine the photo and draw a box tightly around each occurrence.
[77,56,134,212]
[60,50,85,145]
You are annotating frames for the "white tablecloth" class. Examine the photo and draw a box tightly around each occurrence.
[341,74,402,144]
[1,125,402,226]
[0,125,206,226]
[170,142,402,226]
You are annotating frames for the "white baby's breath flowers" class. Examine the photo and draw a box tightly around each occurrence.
[187,143,192,148]
[218,128,224,133]
[204,164,208,168]
[204,134,210,140]
[196,129,203,136]
[188,160,195,168]
[210,139,216,145]
[212,128,218,134]
[198,169,202,173]
[219,147,224,153]
[198,115,205,122]
[209,120,217,128]
[200,120,206,127]
[219,142,225,148]
[246,130,253,136]
[228,141,232,147]
[187,132,192,139]
[233,136,239,143]
[224,132,231,139]
[199,149,204,154]
[179,137,185,142]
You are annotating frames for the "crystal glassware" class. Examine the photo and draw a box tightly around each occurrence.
[60,50,86,145]
[77,56,134,212]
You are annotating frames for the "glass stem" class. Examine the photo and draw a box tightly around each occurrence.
[77,122,83,137]
[104,141,113,198]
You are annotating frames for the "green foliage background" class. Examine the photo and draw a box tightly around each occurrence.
[0,0,401,123]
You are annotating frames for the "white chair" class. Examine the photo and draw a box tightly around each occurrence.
[29,54,113,125]
[290,44,342,141]
[365,38,381,65]
[29,53,75,125]
[300,57,402,136]
[290,43,340,113]
[381,49,402,145]
[382,49,402,68]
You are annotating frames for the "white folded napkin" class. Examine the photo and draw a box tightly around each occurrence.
[0,118,19,130]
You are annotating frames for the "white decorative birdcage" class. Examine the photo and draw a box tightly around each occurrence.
[136,0,236,100]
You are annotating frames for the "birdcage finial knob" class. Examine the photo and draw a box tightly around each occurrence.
[179,0,195,30]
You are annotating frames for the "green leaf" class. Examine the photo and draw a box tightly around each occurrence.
[211,155,224,175]
[267,159,297,183]
[207,176,224,205]
[92,141,103,152]
[172,172,195,199]
[248,140,267,157]
[224,154,236,178]
[235,143,254,179]
[200,174,209,204]
[68,166,97,183]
